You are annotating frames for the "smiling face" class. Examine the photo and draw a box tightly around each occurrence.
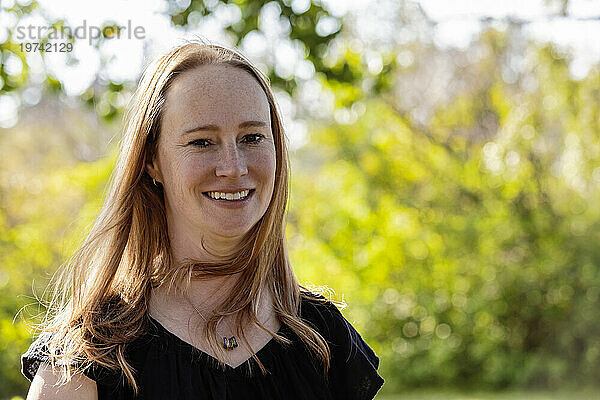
[146,64,276,257]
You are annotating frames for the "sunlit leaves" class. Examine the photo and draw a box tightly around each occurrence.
[288,36,600,391]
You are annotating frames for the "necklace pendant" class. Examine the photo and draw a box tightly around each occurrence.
[223,336,238,350]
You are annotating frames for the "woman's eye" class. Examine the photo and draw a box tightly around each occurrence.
[244,134,265,144]
[189,139,211,148]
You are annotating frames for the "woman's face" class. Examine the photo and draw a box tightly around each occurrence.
[147,64,276,248]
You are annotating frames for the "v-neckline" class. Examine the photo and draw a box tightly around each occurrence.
[147,315,286,371]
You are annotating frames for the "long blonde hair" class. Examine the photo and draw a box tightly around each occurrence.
[40,40,331,393]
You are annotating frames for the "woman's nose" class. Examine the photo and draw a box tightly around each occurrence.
[215,142,248,177]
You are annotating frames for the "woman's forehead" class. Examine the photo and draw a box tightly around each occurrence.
[162,64,271,128]
[167,65,268,107]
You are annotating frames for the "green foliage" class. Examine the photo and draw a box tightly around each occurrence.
[0,124,117,398]
[288,35,600,393]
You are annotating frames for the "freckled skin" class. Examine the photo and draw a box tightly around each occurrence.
[146,64,276,261]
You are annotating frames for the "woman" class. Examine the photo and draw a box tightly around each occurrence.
[22,41,384,399]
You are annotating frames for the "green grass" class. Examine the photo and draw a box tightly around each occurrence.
[376,390,600,400]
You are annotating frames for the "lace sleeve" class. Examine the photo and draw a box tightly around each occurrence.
[21,334,97,382]
[22,334,54,381]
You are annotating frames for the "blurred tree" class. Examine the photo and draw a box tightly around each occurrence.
[289,26,600,393]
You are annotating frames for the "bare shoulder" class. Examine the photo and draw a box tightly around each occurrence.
[26,362,97,400]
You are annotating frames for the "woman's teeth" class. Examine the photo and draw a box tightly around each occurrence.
[206,189,251,200]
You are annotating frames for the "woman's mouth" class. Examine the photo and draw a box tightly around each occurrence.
[202,189,255,207]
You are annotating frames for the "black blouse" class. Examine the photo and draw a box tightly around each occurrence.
[22,295,384,399]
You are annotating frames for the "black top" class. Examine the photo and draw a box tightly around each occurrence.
[22,294,384,399]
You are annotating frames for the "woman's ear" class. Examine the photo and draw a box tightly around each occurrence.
[146,155,162,185]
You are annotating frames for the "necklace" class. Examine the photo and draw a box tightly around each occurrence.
[184,295,239,351]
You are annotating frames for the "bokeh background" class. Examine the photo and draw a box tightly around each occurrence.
[1,0,600,398]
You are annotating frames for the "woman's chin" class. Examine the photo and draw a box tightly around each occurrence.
[206,225,253,239]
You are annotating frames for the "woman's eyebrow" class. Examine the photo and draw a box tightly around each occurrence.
[182,120,268,135]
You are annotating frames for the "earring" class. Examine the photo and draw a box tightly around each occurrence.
[153,178,159,186]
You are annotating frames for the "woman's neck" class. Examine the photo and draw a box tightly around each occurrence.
[150,274,240,319]
[168,223,245,266]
